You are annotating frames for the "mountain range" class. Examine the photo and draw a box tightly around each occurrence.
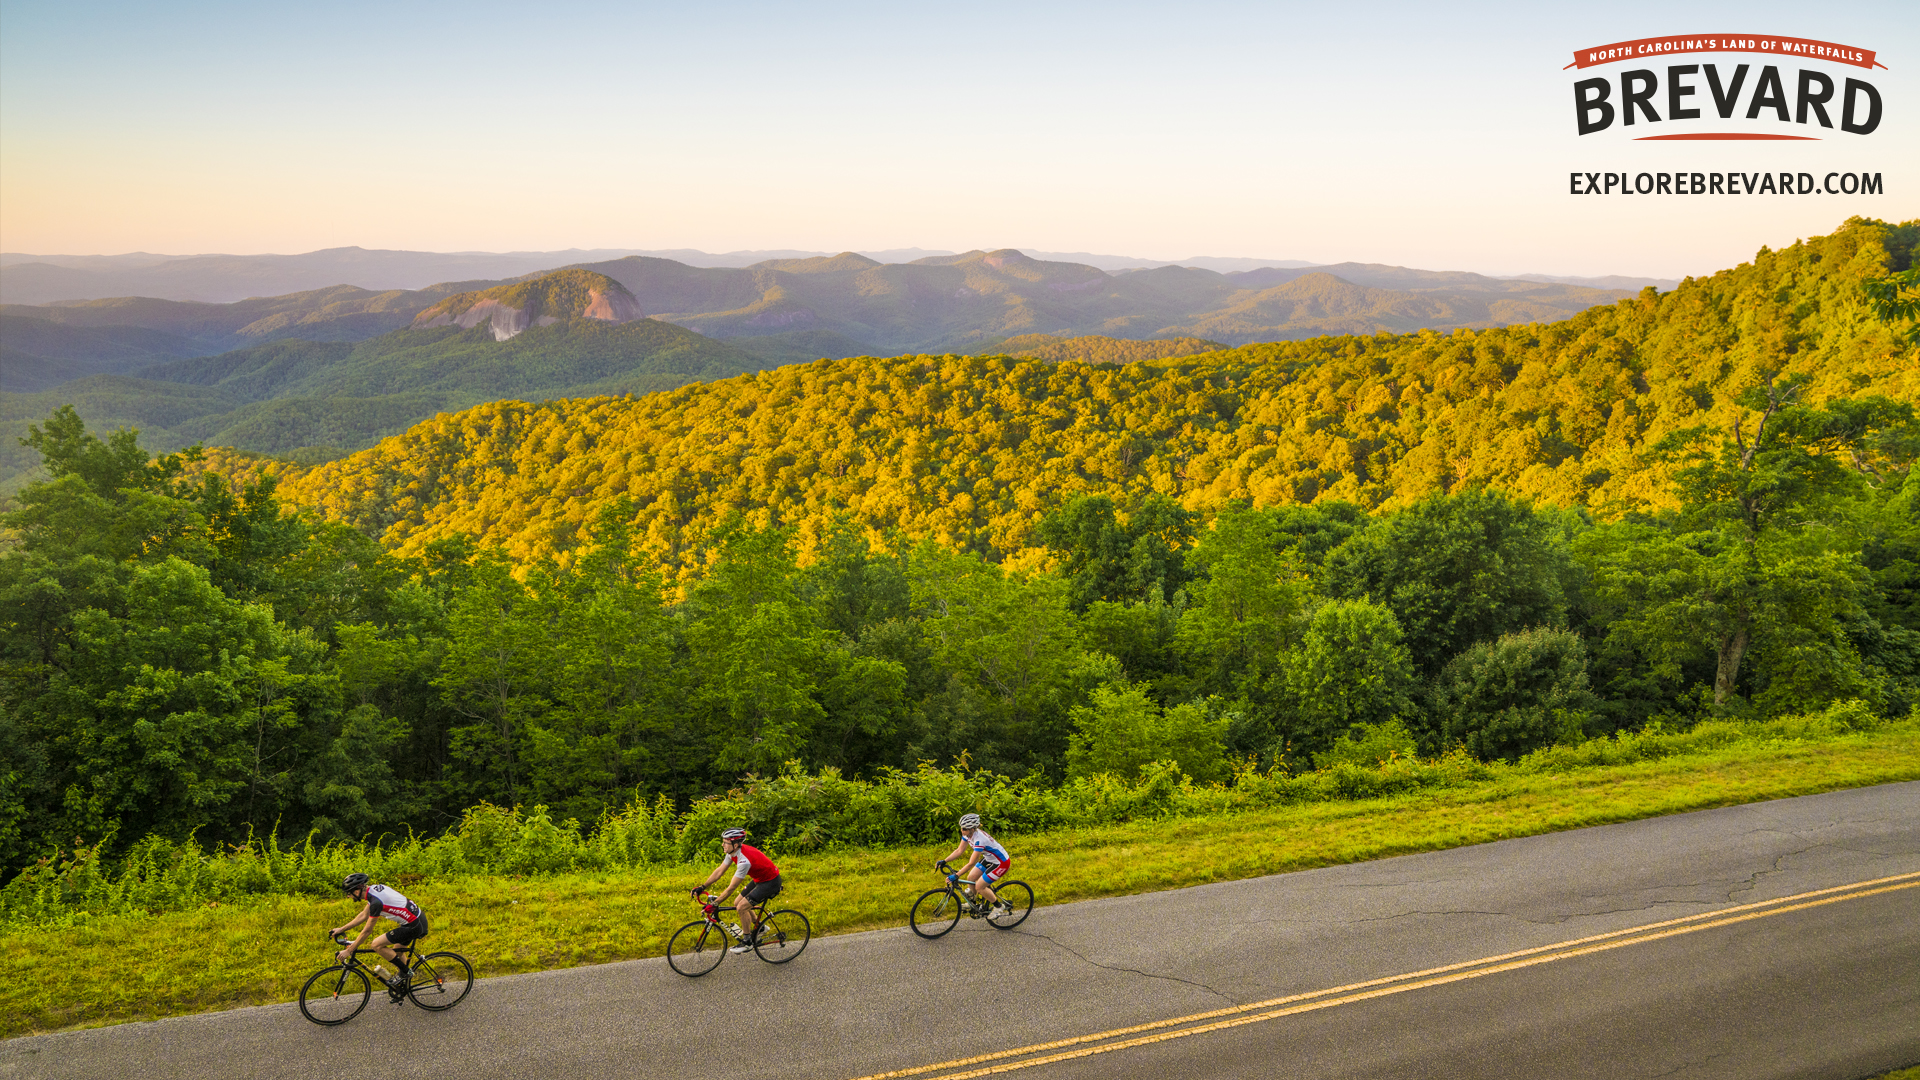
[0,246,1672,491]
[0,245,1675,306]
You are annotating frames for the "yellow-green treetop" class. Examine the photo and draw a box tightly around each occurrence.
[224,220,1915,582]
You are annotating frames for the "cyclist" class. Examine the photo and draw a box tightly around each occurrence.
[330,872,429,996]
[939,813,1012,916]
[691,828,782,954]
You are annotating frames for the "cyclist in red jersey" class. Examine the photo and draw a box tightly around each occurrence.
[691,828,782,953]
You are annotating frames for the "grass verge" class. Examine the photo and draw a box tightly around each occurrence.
[5,722,1916,1037]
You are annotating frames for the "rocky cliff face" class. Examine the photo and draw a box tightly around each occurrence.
[411,269,644,341]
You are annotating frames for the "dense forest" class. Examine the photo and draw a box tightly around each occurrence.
[0,218,1913,877]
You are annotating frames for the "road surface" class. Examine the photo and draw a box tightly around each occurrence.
[6,782,1917,1080]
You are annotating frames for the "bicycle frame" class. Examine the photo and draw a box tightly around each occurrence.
[934,860,995,909]
[693,893,773,943]
[330,933,424,994]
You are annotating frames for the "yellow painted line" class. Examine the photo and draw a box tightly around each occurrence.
[849,870,1920,1080]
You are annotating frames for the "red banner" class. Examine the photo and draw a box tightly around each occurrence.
[1567,35,1883,71]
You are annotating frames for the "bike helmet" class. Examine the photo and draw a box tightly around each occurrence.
[959,813,981,829]
[719,827,747,841]
[341,872,370,893]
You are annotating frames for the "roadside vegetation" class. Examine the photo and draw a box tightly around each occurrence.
[1,706,1913,1035]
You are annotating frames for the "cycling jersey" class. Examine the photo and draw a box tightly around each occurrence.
[966,829,1009,870]
[366,883,421,924]
[723,844,780,884]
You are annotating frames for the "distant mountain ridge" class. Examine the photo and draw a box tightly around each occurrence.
[0,245,1678,305]
[556,249,1633,353]
[3,252,1640,395]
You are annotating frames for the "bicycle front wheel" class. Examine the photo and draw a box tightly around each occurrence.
[754,909,810,964]
[667,919,731,977]
[986,881,1033,929]
[408,951,474,1011]
[299,964,371,1026]
[910,888,961,939]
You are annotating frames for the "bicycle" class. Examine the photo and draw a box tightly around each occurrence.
[667,892,811,977]
[910,859,1033,938]
[298,931,475,1026]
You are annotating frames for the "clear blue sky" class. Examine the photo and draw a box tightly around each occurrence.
[1,0,1914,276]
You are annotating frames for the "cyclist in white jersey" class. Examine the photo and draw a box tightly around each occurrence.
[331,872,428,993]
[938,814,1013,916]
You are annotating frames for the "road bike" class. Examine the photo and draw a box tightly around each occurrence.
[298,931,474,1025]
[667,892,811,977]
[910,859,1033,938]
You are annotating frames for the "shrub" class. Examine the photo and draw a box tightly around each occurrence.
[1433,627,1598,761]
[1066,683,1230,784]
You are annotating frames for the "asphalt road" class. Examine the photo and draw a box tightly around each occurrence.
[6,782,1918,1080]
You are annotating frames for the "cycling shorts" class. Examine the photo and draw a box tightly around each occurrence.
[743,875,783,904]
[979,861,1009,886]
[385,915,429,947]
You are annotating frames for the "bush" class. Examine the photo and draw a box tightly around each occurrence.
[1433,627,1598,761]
[1066,683,1230,784]
[1286,599,1418,756]
[1314,719,1421,771]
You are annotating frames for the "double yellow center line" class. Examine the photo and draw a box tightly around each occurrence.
[847,870,1920,1080]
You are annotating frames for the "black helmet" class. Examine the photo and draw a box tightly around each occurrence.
[342,872,370,894]
[720,828,747,842]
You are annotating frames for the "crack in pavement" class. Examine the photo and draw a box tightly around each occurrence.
[1013,928,1238,1004]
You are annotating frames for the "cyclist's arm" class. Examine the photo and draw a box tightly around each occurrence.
[337,900,379,959]
[692,861,728,894]
[712,870,748,904]
[329,908,370,936]
[941,842,967,864]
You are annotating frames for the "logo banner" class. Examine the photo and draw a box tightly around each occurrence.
[1568,36,1883,72]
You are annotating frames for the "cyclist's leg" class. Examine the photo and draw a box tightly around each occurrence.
[978,863,1003,905]
[738,876,781,937]
[963,864,991,901]
[365,929,398,963]
[733,892,757,937]
[370,920,422,968]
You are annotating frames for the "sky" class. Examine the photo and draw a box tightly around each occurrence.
[1,0,1915,278]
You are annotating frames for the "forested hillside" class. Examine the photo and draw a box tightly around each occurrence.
[0,316,762,488]
[0,218,1912,882]
[249,220,1917,575]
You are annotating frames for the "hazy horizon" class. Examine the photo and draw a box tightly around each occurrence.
[3,0,1914,279]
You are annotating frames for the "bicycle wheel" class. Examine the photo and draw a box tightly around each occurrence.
[753,909,810,964]
[299,964,371,1026]
[667,919,731,977]
[408,951,474,1011]
[910,888,961,939]
[986,881,1033,929]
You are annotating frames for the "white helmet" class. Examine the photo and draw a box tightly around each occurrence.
[959,813,981,829]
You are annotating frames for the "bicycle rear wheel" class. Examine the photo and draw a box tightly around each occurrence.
[910,888,961,939]
[753,909,810,964]
[408,951,474,1011]
[986,881,1033,929]
[667,919,731,977]
[299,964,371,1026]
